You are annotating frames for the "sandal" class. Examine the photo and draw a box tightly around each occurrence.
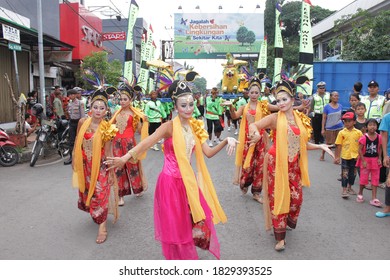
[356,195,364,203]
[347,188,357,195]
[253,194,263,204]
[96,230,108,244]
[370,199,382,207]
[341,192,349,198]
[241,187,248,195]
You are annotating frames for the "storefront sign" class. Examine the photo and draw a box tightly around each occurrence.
[2,24,20,44]
[8,42,21,51]
[82,25,102,48]
[103,31,126,41]
[60,2,104,60]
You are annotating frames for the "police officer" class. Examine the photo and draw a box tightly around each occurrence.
[64,88,86,165]
[361,80,385,120]
[310,81,330,144]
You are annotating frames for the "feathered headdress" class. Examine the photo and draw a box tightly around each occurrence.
[278,65,312,95]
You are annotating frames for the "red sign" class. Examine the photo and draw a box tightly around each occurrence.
[103,32,126,41]
[60,2,104,60]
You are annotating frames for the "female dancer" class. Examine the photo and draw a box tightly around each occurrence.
[225,77,307,203]
[105,80,238,259]
[248,80,333,251]
[72,88,119,244]
[225,77,271,203]
[109,85,149,206]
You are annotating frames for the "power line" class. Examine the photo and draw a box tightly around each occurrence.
[109,0,128,20]
[63,0,124,54]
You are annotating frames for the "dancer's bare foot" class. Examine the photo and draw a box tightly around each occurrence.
[275,240,285,251]
[118,197,124,206]
[96,223,107,244]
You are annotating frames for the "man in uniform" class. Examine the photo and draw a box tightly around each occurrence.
[361,80,385,120]
[310,81,330,144]
[64,89,85,165]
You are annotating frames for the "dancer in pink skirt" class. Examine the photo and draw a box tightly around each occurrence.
[105,78,238,259]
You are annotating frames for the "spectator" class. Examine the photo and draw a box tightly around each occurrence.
[361,80,385,119]
[53,90,64,118]
[24,113,37,137]
[310,81,330,144]
[64,89,85,165]
[377,112,390,217]
[381,88,390,116]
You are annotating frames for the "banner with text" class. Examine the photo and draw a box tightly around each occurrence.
[173,13,264,59]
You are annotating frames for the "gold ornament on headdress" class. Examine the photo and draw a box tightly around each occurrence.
[275,80,294,97]
[91,93,108,105]
[248,77,262,90]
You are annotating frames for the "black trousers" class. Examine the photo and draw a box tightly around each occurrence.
[312,113,324,144]
[385,185,390,206]
[69,119,79,153]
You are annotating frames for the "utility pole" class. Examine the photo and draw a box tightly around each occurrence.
[37,0,46,112]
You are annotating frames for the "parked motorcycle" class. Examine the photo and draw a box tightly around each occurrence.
[29,104,70,167]
[0,128,19,167]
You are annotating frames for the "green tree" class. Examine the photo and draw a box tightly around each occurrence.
[281,1,334,39]
[76,51,123,89]
[192,77,207,93]
[236,26,249,46]
[264,0,334,78]
[333,9,390,60]
[246,31,256,46]
[264,0,282,45]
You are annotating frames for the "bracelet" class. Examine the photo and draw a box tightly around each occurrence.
[127,150,138,164]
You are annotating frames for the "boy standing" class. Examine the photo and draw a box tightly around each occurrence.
[334,112,363,198]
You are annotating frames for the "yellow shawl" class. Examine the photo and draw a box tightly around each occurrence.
[172,116,227,224]
[234,101,269,182]
[109,106,149,160]
[273,110,311,215]
[72,117,118,206]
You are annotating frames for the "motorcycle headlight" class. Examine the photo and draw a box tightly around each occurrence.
[42,125,50,132]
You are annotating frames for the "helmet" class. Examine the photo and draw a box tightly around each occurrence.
[31,103,43,116]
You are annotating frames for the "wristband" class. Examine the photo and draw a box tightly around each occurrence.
[128,150,138,164]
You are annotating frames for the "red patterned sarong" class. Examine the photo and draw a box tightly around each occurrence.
[266,152,303,241]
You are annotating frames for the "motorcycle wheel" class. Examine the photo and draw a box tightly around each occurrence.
[58,132,70,157]
[30,141,43,167]
[0,146,19,167]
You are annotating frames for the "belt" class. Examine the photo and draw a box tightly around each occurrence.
[206,111,218,115]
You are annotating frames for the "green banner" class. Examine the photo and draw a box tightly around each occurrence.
[138,25,155,93]
[273,3,283,84]
[257,36,267,71]
[173,13,264,59]
[298,0,314,95]
[123,0,139,83]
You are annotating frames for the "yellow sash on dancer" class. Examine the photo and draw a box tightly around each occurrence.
[173,116,227,224]
[109,106,149,160]
[234,101,269,181]
[72,118,117,206]
[273,110,311,215]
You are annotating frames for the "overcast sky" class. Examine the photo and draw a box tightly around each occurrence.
[84,0,356,87]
